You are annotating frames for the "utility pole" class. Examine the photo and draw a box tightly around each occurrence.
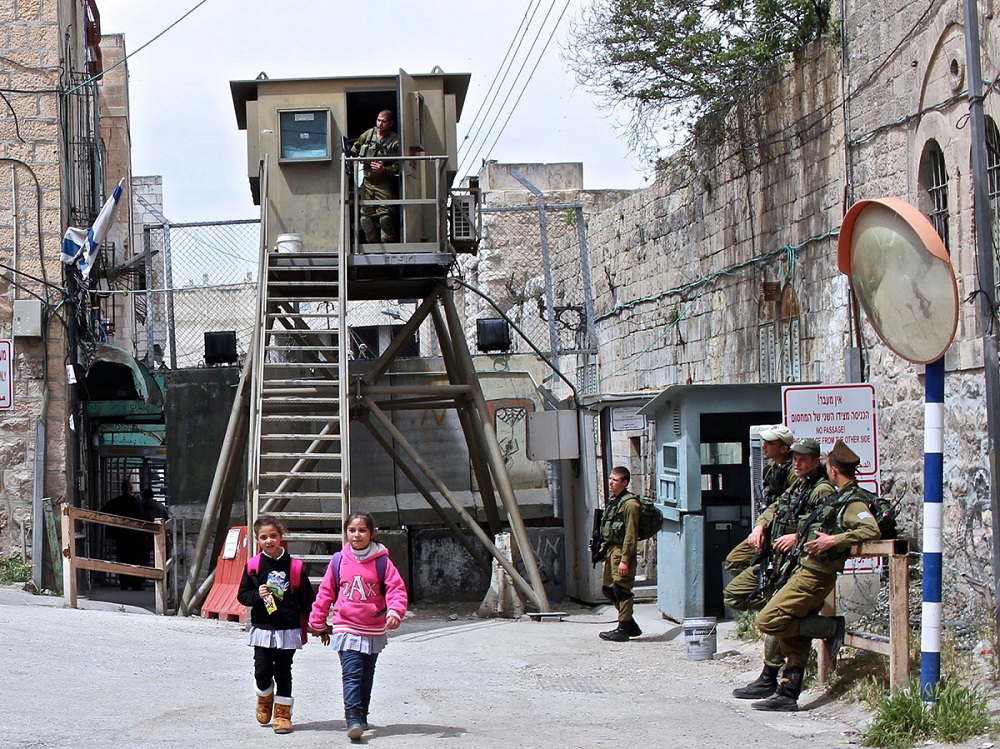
[963,0,1000,644]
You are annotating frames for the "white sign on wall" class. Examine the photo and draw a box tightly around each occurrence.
[782,383,879,489]
[0,340,11,411]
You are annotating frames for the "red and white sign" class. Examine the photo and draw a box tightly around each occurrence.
[783,383,879,493]
[784,383,882,573]
[0,340,11,411]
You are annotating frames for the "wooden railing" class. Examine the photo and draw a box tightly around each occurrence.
[61,505,169,614]
[817,537,911,691]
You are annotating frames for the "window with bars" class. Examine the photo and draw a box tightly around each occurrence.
[986,118,1000,294]
[920,140,950,250]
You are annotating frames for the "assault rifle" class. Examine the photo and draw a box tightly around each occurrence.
[589,507,605,566]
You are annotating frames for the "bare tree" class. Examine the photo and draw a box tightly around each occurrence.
[564,0,831,161]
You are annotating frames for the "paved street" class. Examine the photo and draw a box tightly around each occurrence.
[1,586,880,748]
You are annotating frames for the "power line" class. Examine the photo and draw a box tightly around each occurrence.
[475,0,572,173]
[457,0,541,159]
[457,0,570,181]
[65,0,211,95]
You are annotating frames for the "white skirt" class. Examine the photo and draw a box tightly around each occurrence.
[247,626,302,650]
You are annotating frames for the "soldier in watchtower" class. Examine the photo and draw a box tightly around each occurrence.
[351,110,400,243]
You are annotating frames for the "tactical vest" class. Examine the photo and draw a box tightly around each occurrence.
[794,482,874,565]
[600,491,639,547]
[771,470,830,538]
[759,458,794,511]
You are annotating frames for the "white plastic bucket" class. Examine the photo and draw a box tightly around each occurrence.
[275,233,303,253]
[683,616,717,661]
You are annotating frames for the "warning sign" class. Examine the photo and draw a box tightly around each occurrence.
[782,383,879,477]
[0,340,11,411]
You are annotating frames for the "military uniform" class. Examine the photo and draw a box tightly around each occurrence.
[752,452,880,712]
[599,490,641,638]
[722,468,834,675]
[351,126,400,242]
[723,456,795,577]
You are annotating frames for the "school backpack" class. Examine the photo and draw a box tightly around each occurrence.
[635,495,664,541]
[330,550,388,597]
[247,553,307,644]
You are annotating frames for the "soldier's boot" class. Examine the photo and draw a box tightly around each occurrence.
[825,616,847,663]
[255,685,274,724]
[346,709,365,741]
[752,667,804,712]
[360,215,377,243]
[801,613,847,664]
[732,664,779,699]
[272,696,293,734]
[625,618,643,638]
[599,624,631,642]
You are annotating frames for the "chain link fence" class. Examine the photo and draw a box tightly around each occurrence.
[121,204,594,384]
[133,220,260,369]
[458,201,597,393]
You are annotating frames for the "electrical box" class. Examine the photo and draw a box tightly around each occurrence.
[526,410,579,460]
[13,299,42,337]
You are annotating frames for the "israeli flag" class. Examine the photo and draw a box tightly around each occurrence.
[60,178,125,281]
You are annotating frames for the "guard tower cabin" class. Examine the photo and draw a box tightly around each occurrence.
[230,69,479,294]
[221,71,549,610]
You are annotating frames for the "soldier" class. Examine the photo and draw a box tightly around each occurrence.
[351,110,400,243]
[724,437,834,699]
[724,423,795,579]
[597,466,643,642]
[752,439,881,712]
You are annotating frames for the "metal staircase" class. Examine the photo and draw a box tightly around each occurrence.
[248,249,350,582]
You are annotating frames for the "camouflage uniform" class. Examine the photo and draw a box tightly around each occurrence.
[351,126,400,242]
[756,481,880,668]
[724,456,795,577]
[599,491,640,626]
[723,469,833,669]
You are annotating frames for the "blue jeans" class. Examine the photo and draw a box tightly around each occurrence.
[338,650,379,714]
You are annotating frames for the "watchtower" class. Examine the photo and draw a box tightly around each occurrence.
[180,69,548,613]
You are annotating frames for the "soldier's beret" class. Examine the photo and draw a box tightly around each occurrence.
[828,439,860,467]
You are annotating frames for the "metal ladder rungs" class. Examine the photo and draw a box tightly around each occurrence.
[284,532,343,543]
[263,508,344,519]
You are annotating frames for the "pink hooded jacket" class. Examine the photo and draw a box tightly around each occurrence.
[309,544,408,637]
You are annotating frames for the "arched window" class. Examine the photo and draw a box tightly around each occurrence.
[920,140,950,250]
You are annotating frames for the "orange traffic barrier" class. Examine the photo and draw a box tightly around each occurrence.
[202,526,250,622]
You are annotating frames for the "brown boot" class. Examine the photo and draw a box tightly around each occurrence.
[273,696,293,734]
[255,686,274,725]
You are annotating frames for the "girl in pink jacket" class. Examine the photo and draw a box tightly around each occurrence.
[309,512,408,741]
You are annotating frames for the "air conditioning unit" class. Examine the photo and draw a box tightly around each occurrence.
[748,425,769,523]
[450,196,478,243]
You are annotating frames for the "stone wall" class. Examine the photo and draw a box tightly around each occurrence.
[553,0,1000,615]
[0,0,89,557]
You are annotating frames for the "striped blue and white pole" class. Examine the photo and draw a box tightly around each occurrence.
[921,357,944,700]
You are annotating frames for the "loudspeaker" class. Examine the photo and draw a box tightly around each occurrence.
[204,331,238,365]
[476,318,511,353]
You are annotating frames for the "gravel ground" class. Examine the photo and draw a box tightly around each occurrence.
[0,585,992,749]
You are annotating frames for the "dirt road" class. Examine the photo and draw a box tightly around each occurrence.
[1,586,877,748]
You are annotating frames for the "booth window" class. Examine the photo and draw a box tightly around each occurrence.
[279,109,332,162]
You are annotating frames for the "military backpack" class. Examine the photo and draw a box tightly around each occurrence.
[635,495,664,541]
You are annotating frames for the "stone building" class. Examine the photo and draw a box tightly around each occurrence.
[528,1,997,616]
[1,2,110,561]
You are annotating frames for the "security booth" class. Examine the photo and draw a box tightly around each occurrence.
[561,393,655,605]
[230,68,477,260]
[637,384,784,621]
